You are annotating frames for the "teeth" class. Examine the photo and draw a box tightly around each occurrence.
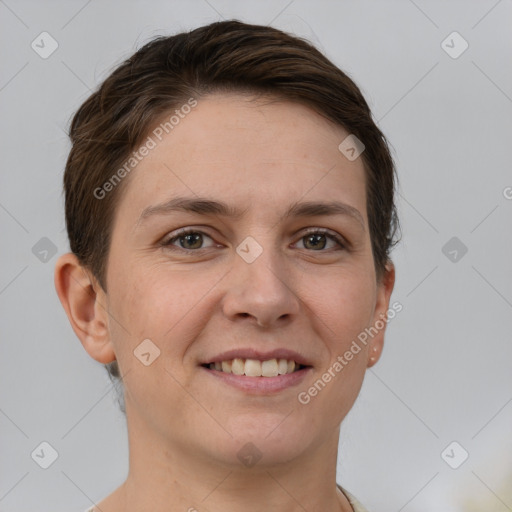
[278,359,288,375]
[245,359,262,377]
[231,358,245,375]
[261,359,278,377]
[208,358,301,377]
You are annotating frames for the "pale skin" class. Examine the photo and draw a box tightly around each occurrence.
[55,92,395,512]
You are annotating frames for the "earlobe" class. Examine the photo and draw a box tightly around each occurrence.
[54,253,116,364]
[367,345,381,368]
[367,261,396,368]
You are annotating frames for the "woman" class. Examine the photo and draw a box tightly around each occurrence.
[55,20,399,512]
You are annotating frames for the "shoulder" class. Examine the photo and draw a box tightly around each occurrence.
[338,484,371,512]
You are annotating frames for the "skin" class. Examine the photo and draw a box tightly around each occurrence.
[55,92,395,512]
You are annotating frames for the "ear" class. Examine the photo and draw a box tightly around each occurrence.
[54,253,116,364]
[366,261,396,368]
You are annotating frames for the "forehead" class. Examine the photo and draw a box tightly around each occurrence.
[116,92,368,224]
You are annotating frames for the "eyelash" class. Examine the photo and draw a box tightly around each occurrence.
[160,227,347,253]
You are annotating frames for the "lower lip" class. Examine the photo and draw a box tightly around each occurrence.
[200,366,312,394]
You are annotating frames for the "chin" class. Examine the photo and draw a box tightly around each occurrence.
[215,412,314,468]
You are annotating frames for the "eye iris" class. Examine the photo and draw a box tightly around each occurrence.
[172,232,335,251]
[181,233,203,249]
[304,233,326,250]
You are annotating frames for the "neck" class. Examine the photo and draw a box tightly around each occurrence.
[102,405,354,512]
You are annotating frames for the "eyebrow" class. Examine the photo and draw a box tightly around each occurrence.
[137,196,365,230]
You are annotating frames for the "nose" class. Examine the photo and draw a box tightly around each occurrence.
[221,242,301,328]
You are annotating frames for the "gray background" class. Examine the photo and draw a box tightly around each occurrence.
[1,0,511,511]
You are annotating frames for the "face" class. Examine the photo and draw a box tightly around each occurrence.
[100,92,394,467]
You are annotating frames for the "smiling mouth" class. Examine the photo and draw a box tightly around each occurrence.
[201,358,309,377]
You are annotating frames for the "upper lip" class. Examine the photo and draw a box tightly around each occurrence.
[200,348,313,367]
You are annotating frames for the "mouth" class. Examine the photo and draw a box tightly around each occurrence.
[198,350,313,393]
[200,358,309,377]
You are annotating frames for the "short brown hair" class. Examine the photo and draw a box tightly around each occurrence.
[64,19,400,388]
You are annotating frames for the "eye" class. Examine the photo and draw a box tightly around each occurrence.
[160,227,347,253]
[161,228,216,251]
[295,228,346,251]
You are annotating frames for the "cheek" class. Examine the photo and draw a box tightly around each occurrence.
[104,269,198,408]
[329,273,376,372]
[107,263,219,360]
[308,266,376,342]
[299,274,373,424]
